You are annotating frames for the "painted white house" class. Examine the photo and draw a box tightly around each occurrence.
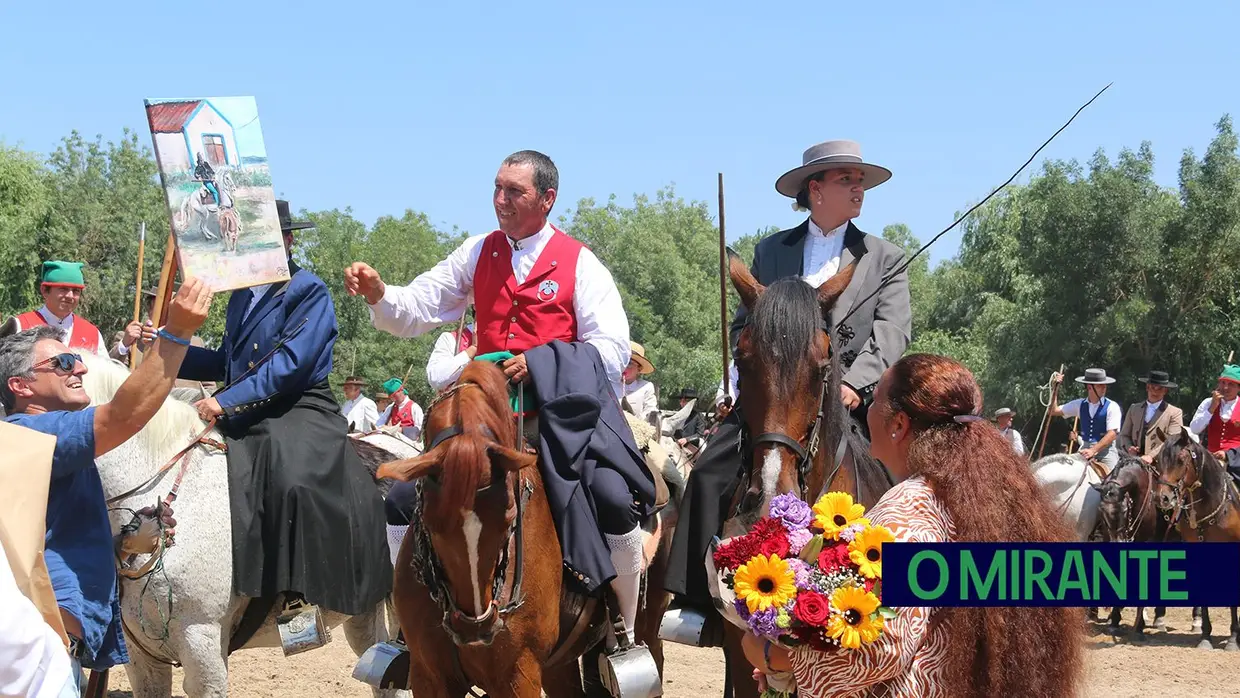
[146,100,240,172]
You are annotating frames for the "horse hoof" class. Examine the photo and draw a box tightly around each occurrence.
[1226,640,1240,652]
[1196,639,1214,650]
[1152,617,1167,630]
[1108,625,1128,638]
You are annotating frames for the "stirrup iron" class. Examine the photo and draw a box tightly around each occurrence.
[277,597,330,656]
[352,638,411,689]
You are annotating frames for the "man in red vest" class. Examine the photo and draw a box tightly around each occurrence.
[1188,364,1240,463]
[1,262,110,358]
[345,150,649,653]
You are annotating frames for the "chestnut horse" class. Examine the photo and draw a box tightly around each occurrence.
[377,360,671,697]
[718,253,895,696]
[1092,457,1171,638]
[1152,431,1240,650]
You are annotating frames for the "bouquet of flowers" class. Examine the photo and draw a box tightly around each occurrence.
[711,491,897,652]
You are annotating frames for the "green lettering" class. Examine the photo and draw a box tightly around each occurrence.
[1129,550,1157,601]
[1159,550,1189,601]
[1058,550,1090,601]
[962,550,1005,601]
[908,550,949,600]
[1092,549,1126,599]
[1023,550,1055,600]
[1011,545,1020,599]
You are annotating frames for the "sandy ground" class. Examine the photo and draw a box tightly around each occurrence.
[104,606,1240,697]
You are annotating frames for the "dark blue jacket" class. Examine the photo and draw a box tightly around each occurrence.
[179,262,337,430]
[525,340,656,593]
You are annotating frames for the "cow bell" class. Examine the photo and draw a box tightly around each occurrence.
[598,644,662,698]
[352,639,411,690]
[277,601,330,656]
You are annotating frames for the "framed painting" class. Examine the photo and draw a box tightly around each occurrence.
[144,96,290,292]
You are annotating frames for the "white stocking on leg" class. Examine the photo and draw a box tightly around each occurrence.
[386,524,409,568]
[606,525,646,645]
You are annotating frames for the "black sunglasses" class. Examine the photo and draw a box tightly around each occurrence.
[32,352,83,374]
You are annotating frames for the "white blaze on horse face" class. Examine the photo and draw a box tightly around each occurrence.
[461,508,485,615]
[761,447,782,507]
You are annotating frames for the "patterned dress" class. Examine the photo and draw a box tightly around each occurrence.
[787,476,955,697]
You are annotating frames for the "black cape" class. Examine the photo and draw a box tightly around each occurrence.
[525,340,657,594]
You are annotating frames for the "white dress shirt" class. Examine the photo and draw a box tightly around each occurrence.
[802,219,848,288]
[368,223,632,398]
[1143,400,1164,425]
[1000,427,1026,456]
[715,360,739,407]
[1061,398,1122,443]
[32,306,109,359]
[341,395,380,432]
[623,379,659,419]
[427,324,475,392]
[1190,396,1239,436]
[0,551,74,698]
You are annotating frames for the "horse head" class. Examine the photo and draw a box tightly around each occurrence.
[1093,460,1146,542]
[1153,430,1209,513]
[726,249,856,523]
[376,361,535,646]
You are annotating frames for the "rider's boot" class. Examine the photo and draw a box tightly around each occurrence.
[276,592,330,656]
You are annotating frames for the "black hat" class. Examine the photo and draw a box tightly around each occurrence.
[1138,370,1178,389]
[675,387,699,400]
[277,200,314,232]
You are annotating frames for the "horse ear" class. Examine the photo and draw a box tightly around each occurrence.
[377,450,444,482]
[727,248,764,311]
[817,262,857,312]
[489,443,537,473]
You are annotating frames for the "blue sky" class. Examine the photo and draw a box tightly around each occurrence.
[2,2,1237,267]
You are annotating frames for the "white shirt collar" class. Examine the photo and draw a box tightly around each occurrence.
[36,305,72,328]
[1147,400,1163,409]
[507,222,554,252]
[808,218,848,239]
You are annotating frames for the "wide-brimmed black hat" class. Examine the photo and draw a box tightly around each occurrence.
[277,200,314,232]
[1138,370,1178,389]
[675,387,699,400]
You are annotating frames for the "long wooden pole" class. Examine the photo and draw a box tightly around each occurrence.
[150,233,179,333]
[128,223,147,369]
[718,172,730,402]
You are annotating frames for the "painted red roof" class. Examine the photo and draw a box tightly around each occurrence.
[147,101,202,133]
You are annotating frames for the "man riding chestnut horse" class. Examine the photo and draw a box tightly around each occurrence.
[346,150,658,690]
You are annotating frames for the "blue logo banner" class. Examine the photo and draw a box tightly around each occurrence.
[882,543,1240,607]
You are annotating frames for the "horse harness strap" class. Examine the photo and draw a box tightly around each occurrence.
[745,363,834,499]
[106,420,226,507]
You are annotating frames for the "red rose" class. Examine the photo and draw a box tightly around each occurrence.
[751,517,788,541]
[759,531,790,559]
[865,577,878,594]
[792,590,830,626]
[817,542,851,573]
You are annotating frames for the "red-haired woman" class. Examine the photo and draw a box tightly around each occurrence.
[743,353,1084,697]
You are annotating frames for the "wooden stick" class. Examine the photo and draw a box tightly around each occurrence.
[718,172,730,402]
[150,233,179,332]
[128,223,146,369]
[1066,416,1080,454]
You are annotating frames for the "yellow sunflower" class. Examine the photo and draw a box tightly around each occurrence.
[812,492,870,539]
[827,585,884,649]
[848,525,895,579]
[733,554,797,614]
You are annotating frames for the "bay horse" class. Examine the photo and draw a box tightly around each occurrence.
[80,353,409,698]
[1091,457,1171,638]
[717,252,894,697]
[1152,431,1240,650]
[377,360,674,697]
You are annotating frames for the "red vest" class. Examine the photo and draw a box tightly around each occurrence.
[455,325,474,354]
[388,398,416,428]
[1207,405,1240,453]
[16,310,101,353]
[474,228,583,355]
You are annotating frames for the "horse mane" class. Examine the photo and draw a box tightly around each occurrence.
[425,361,516,524]
[745,276,892,503]
[79,352,212,464]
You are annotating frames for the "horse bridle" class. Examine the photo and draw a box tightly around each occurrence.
[410,380,532,646]
[1155,447,1236,541]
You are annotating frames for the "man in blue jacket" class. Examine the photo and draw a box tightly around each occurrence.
[173,200,391,640]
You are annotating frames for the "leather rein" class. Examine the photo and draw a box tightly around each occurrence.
[411,380,531,646]
[1155,446,1238,541]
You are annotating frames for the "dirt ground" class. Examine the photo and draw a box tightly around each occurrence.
[105,606,1239,697]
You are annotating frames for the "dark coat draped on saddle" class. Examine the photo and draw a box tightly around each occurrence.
[524,340,657,594]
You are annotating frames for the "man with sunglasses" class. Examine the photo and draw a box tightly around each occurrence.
[1,261,112,359]
[0,277,214,694]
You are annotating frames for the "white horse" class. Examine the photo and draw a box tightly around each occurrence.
[81,353,407,698]
[1030,453,1103,541]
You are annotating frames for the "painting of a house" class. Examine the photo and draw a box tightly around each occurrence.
[147,100,241,172]
[144,96,288,292]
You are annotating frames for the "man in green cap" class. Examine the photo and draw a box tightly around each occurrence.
[2,261,110,358]
[381,377,423,441]
[1188,364,1240,466]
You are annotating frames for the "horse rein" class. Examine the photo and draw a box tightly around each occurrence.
[1157,447,1238,540]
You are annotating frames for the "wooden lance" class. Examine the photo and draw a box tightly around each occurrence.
[128,222,147,368]
[718,172,730,403]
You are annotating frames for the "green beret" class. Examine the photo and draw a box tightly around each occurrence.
[40,261,86,288]
[382,378,404,394]
[1221,365,1240,385]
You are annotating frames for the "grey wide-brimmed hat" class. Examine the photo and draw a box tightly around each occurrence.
[1075,368,1116,385]
[277,199,314,232]
[775,140,893,199]
[994,407,1015,418]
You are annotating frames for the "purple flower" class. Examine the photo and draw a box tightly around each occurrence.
[786,527,813,555]
[786,557,812,589]
[838,523,866,543]
[746,606,781,638]
[733,597,752,620]
[769,493,812,530]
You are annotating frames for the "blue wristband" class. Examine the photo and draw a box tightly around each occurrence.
[157,328,191,346]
